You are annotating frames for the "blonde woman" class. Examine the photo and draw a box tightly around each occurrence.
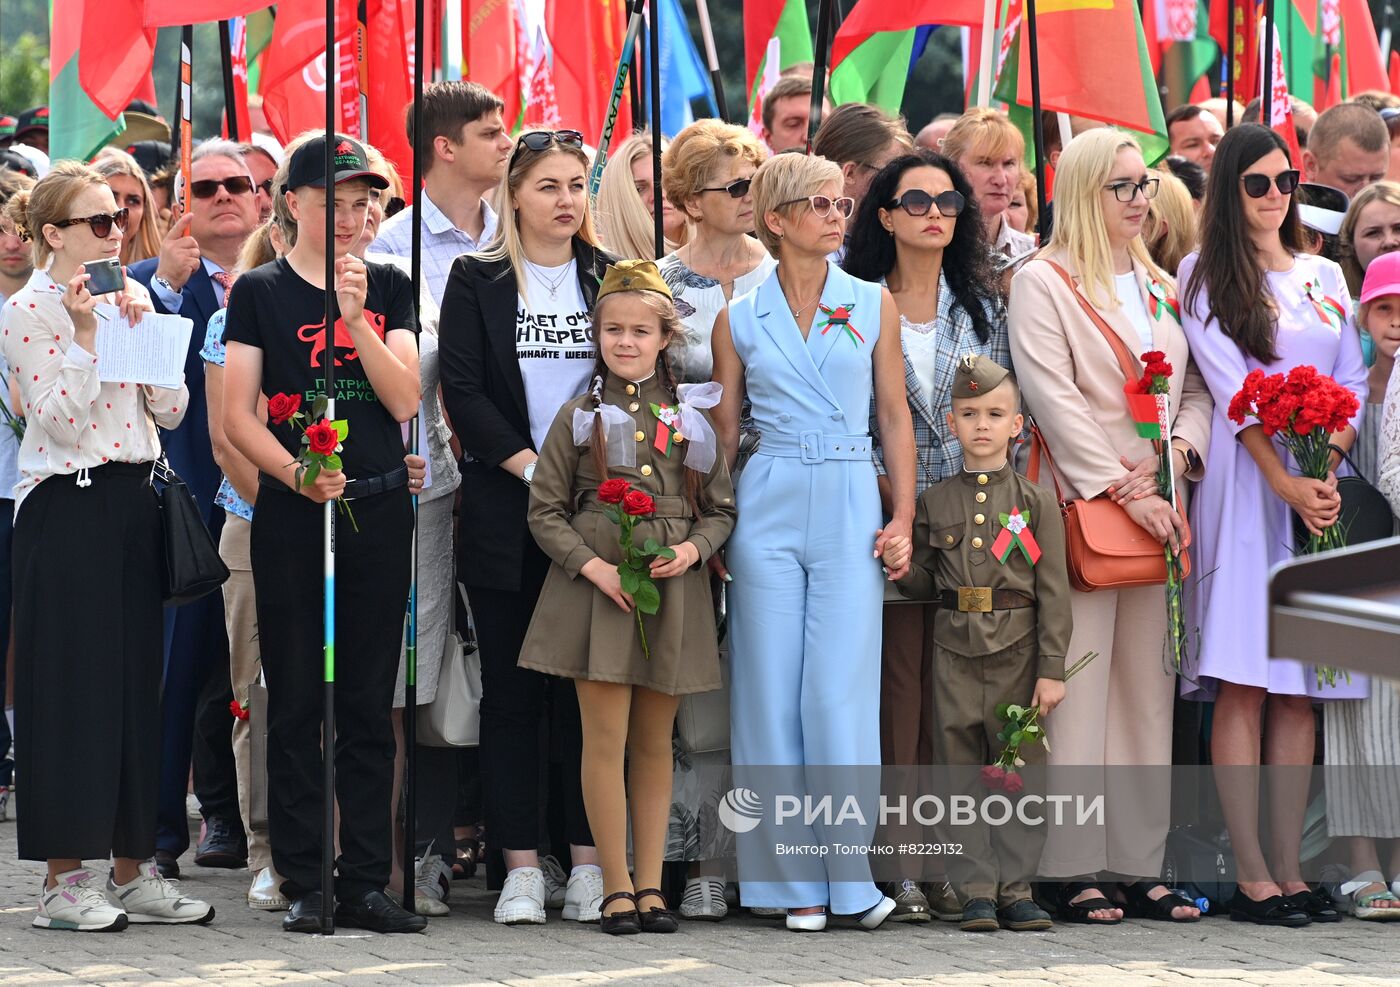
[438,130,614,926]
[1340,181,1400,299]
[594,132,685,259]
[1009,129,1212,924]
[93,149,162,266]
[1142,168,1198,276]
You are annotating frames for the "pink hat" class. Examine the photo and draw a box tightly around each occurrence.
[1360,250,1400,304]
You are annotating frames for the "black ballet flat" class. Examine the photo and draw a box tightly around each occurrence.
[1227,891,1311,927]
[600,891,641,936]
[635,888,679,933]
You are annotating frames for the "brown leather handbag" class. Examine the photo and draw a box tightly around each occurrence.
[1027,262,1191,592]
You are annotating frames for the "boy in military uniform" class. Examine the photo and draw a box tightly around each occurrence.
[880,355,1072,933]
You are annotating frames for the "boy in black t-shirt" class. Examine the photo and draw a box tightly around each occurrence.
[223,134,425,934]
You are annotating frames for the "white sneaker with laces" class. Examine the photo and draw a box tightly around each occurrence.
[562,867,603,922]
[106,860,214,924]
[407,855,451,916]
[680,876,728,920]
[34,868,127,932]
[540,854,568,908]
[493,866,547,925]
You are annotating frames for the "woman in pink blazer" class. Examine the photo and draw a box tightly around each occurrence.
[1008,130,1212,924]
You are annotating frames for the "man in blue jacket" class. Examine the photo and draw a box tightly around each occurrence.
[129,139,259,878]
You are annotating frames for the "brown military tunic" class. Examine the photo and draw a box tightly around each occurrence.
[519,373,736,695]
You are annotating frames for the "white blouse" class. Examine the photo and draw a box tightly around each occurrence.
[1,268,187,509]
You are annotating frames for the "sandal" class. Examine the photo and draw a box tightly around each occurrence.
[634,888,678,933]
[599,891,641,936]
[1341,873,1400,920]
[1056,881,1123,925]
[1283,886,1341,923]
[453,833,480,881]
[1117,881,1201,923]
[1226,891,1310,926]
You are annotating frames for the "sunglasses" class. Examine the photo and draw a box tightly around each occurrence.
[53,208,129,238]
[1241,169,1301,198]
[190,176,255,198]
[512,130,585,163]
[384,196,406,217]
[779,194,855,219]
[886,188,966,218]
[1102,178,1161,203]
[257,179,274,196]
[699,177,752,199]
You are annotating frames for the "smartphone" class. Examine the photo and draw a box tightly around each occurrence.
[84,257,125,296]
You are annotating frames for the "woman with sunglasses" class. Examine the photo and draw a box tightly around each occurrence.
[711,152,916,932]
[1179,123,1367,926]
[439,128,610,926]
[3,162,214,931]
[842,149,1005,922]
[93,150,162,267]
[1008,129,1212,925]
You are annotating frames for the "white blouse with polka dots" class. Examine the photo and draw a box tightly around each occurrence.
[1,269,187,510]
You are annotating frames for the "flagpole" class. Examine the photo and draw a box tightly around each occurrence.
[633,13,647,129]
[321,0,339,937]
[807,0,835,150]
[649,0,663,258]
[219,20,240,142]
[1024,0,1047,239]
[1225,0,1236,127]
[177,27,194,216]
[976,0,997,108]
[692,0,729,121]
[1262,0,1275,126]
[589,0,647,199]
[356,0,370,136]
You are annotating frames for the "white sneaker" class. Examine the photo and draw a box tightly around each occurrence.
[247,867,290,911]
[493,866,547,925]
[403,855,451,916]
[106,860,214,924]
[680,876,728,921]
[0,786,10,822]
[540,854,568,908]
[34,868,127,932]
[562,867,603,922]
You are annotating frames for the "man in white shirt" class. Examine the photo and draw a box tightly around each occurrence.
[373,81,515,305]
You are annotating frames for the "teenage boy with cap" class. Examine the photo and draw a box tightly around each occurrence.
[222,133,425,934]
[880,355,1072,934]
[11,107,48,154]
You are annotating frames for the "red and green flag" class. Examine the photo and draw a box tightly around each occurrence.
[744,0,814,114]
[1127,391,1169,440]
[828,0,984,111]
[48,0,154,162]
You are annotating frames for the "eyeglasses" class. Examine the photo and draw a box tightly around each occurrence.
[257,179,274,196]
[1241,169,1301,199]
[190,176,255,198]
[778,194,855,219]
[886,188,966,218]
[511,130,585,164]
[698,177,752,198]
[1102,178,1161,203]
[384,196,406,217]
[53,208,129,238]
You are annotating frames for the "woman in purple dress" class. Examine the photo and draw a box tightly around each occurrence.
[1180,124,1366,926]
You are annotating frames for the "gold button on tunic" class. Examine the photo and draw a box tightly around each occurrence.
[640,464,653,476]
[974,513,986,525]
[635,430,646,442]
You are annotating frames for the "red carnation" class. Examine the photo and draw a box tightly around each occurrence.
[268,392,301,425]
[305,420,339,456]
[622,490,655,517]
[229,700,250,721]
[598,478,631,504]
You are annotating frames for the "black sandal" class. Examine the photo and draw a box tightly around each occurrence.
[453,835,480,880]
[635,888,679,933]
[1227,891,1310,927]
[1118,882,1201,923]
[1284,887,1341,923]
[600,891,641,936]
[1056,881,1123,925]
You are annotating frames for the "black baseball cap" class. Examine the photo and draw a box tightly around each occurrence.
[284,134,388,193]
[0,116,16,140]
[0,149,37,178]
[14,106,49,138]
[124,140,174,177]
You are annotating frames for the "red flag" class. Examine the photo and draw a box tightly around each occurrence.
[745,0,788,99]
[546,0,632,146]
[1260,16,1301,166]
[80,0,157,119]
[1321,52,1342,112]
[830,0,985,67]
[465,0,525,127]
[364,0,415,179]
[1338,0,1388,94]
[1210,0,1258,101]
[1390,50,1400,95]
[259,0,359,144]
[142,0,269,26]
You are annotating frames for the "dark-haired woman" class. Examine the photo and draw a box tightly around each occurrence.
[843,149,1007,921]
[1180,123,1367,926]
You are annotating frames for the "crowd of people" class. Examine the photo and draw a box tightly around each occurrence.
[1,69,1399,940]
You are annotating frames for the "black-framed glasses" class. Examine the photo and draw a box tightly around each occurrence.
[190,176,255,198]
[53,208,129,238]
[1241,169,1301,198]
[383,196,406,217]
[886,188,966,218]
[511,129,584,163]
[778,194,855,219]
[698,177,752,198]
[1102,177,1160,203]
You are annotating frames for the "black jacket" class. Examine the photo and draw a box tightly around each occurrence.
[439,238,613,591]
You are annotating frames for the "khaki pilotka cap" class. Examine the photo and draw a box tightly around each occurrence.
[596,259,673,302]
[952,353,1011,399]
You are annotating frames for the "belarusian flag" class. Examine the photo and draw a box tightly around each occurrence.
[828,0,984,111]
[48,0,154,161]
[1127,392,1169,440]
[745,0,814,114]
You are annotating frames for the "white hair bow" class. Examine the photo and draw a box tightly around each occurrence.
[676,381,723,473]
[572,403,637,468]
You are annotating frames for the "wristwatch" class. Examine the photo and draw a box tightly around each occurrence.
[522,461,537,486]
[153,276,177,295]
[1174,442,1202,476]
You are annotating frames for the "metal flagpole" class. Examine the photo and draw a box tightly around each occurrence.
[649,0,663,258]
[807,0,835,150]
[692,0,729,121]
[219,20,240,142]
[321,0,340,936]
[1025,0,1047,238]
[177,27,194,216]
[1262,0,1275,127]
[589,0,647,199]
[1226,0,1236,127]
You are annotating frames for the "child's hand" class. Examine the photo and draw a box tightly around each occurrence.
[581,557,633,612]
[650,541,700,579]
[880,534,912,576]
[1031,677,1066,717]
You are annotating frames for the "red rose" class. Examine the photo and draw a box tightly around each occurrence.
[229,700,250,721]
[267,392,301,425]
[598,478,631,504]
[305,420,339,456]
[1002,771,1025,794]
[622,490,655,516]
[980,764,1006,789]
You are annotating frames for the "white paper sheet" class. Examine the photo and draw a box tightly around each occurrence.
[94,304,194,390]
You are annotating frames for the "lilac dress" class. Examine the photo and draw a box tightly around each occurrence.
[1178,251,1368,701]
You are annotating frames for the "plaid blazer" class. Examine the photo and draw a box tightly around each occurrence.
[872,272,1010,495]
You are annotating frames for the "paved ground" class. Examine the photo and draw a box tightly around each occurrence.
[0,816,1395,986]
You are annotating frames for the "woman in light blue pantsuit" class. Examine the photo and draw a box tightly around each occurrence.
[712,153,918,932]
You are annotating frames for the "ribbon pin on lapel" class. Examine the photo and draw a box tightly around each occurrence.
[1303,280,1345,332]
[817,303,864,347]
[1147,279,1180,325]
[991,507,1042,566]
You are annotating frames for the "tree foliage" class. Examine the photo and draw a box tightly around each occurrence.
[0,34,49,115]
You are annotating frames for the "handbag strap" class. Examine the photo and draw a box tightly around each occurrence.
[1025,422,1067,504]
[1044,260,1144,385]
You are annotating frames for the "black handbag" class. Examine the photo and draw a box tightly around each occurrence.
[1291,447,1396,551]
[152,456,229,607]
